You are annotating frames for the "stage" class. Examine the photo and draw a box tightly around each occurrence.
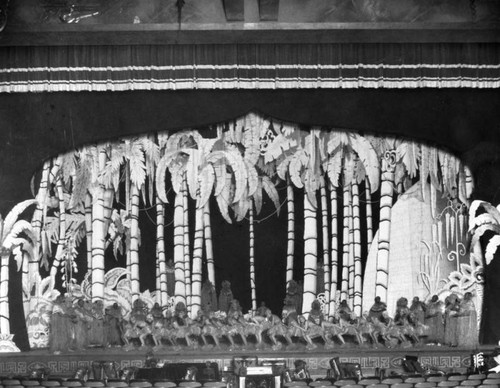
[0,345,493,380]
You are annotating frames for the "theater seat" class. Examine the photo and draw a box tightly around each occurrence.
[129,380,153,388]
[82,380,106,387]
[177,382,202,388]
[153,381,176,388]
[358,379,380,386]
[309,382,332,387]
[63,380,83,387]
[414,382,437,388]
[405,377,426,384]
[448,376,467,382]
[381,379,403,385]
[2,380,22,386]
[106,380,129,387]
[482,379,500,386]
[333,380,357,387]
[427,377,447,383]
[461,381,482,386]
[438,381,460,387]
[41,380,62,387]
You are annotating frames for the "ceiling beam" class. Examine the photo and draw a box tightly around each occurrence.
[0,22,498,46]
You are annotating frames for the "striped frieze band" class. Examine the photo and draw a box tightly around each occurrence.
[0,43,498,92]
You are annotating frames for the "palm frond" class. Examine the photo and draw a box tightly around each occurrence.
[2,199,37,239]
[198,164,215,209]
[351,133,380,192]
[262,176,281,215]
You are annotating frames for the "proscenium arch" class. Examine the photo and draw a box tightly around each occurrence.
[1,88,500,215]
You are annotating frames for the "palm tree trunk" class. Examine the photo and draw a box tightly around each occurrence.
[249,201,257,313]
[173,189,186,306]
[49,178,66,284]
[31,160,51,244]
[0,253,11,334]
[375,152,396,303]
[25,160,52,318]
[91,148,107,302]
[329,183,338,316]
[340,184,350,302]
[130,183,141,302]
[347,201,354,309]
[320,181,330,316]
[365,180,373,250]
[84,192,93,272]
[191,203,204,318]
[203,202,215,286]
[286,177,295,287]
[182,177,192,312]
[301,192,318,318]
[103,188,115,236]
[156,195,169,308]
[352,181,363,316]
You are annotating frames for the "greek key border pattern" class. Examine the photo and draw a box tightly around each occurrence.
[0,354,472,376]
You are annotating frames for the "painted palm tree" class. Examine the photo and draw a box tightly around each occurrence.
[319,180,330,314]
[368,137,420,303]
[157,130,199,306]
[154,132,170,307]
[324,131,380,314]
[287,129,324,317]
[25,159,55,315]
[91,144,110,302]
[156,129,248,311]
[323,146,343,313]
[29,160,51,278]
[104,136,160,301]
[0,199,37,350]
[273,126,302,290]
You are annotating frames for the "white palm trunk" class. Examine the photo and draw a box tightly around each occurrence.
[249,202,257,313]
[340,184,350,302]
[103,188,115,236]
[129,183,141,302]
[320,182,330,315]
[182,178,191,312]
[49,178,66,283]
[0,253,11,334]
[329,183,338,316]
[347,202,354,308]
[91,149,107,302]
[173,188,186,306]
[203,202,215,286]
[375,152,396,303]
[286,178,295,287]
[365,180,373,249]
[84,192,93,271]
[190,203,204,318]
[156,196,169,307]
[26,160,51,303]
[31,160,51,245]
[301,192,318,318]
[352,181,363,316]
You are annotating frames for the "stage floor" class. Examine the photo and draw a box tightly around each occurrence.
[0,344,494,379]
